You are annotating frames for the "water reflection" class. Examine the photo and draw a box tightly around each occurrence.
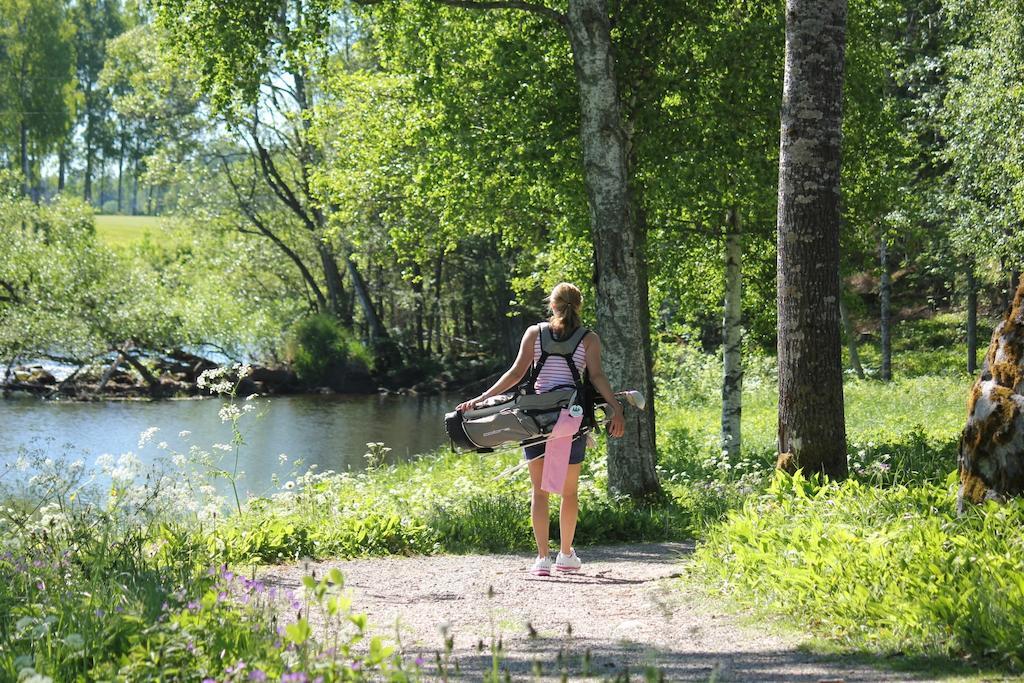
[0,394,450,497]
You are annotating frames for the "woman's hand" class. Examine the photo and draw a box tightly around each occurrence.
[607,405,625,438]
[456,395,485,413]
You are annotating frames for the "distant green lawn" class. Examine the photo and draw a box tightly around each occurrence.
[94,214,168,248]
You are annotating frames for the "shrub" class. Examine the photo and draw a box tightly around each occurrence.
[286,314,372,388]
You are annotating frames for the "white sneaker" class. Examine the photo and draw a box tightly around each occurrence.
[530,555,552,576]
[555,549,582,572]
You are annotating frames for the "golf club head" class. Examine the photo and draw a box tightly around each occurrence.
[621,390,645,410]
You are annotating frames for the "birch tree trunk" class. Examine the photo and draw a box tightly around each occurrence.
[721,208,743,459]
[879,236,892,381]
[775,0,849,480]
[566,0,659,499]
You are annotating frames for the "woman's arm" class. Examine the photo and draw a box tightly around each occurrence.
[456,326,539,412]
[584,333,625,438]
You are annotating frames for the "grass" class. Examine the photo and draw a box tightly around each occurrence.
[691,473,1024,671]
[93,214,169,248]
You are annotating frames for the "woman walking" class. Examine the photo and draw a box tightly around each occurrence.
[457,283,625,575]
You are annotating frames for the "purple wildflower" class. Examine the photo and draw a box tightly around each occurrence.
[188,601,200,612]
[249,671,268,682]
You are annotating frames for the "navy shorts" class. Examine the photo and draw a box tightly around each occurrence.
[524,435,586,465]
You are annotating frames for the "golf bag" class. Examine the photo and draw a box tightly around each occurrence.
[445,324,595,453]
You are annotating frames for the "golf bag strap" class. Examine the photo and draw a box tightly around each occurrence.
[532,322,589,390]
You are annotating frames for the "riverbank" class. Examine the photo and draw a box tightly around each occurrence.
[2,352,497,402]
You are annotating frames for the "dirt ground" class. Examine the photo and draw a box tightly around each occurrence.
[259,543,975,682]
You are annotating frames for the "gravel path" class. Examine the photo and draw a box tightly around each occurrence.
[260,543,947,681]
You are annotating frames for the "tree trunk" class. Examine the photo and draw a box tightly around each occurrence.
[431,252,444,355]
[97,351,126,393]
[314,243,347,322]
[58,144,67,192]
[958,279,1024,510]
[84,83,95,204]
[345,255,387,341]
[721,208,743,459]
[85,143,94,204]
[566,0,659,499]
[116,139,124,213]
[131,158,140,215]
[775,0,849,480]
[124,353,161,395]
[20,119,29,198]
[967,261,978,375]
[412,263,425,356]
[879,236,892,381]
[838,293,865,379]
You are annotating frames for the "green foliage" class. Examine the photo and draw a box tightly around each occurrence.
[0,0,76,171]
[287,313,373,387]
[692,472,1024,667]
[215,446,693,564]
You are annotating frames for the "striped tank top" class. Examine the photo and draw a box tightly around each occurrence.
[532,326,588,394]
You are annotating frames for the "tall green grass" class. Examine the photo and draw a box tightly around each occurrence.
[692,472,1024,668]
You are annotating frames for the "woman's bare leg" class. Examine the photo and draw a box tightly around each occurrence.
[528,457,549,557]
[559,463,582,555]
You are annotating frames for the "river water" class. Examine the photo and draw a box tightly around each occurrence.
[1,393,451,497]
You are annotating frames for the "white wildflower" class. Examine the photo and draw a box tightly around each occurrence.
[178,430,192,439]
[211,381,233,395]
[95,453,114,471]
[213,443,232,452]
[14,456,29,472]
[157,441,169,450]
[138,427,160,449]
[278,454,288,464]
[218,404,241,422]
[283,481,295,490]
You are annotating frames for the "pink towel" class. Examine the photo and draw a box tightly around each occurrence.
[541,408,583,494]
